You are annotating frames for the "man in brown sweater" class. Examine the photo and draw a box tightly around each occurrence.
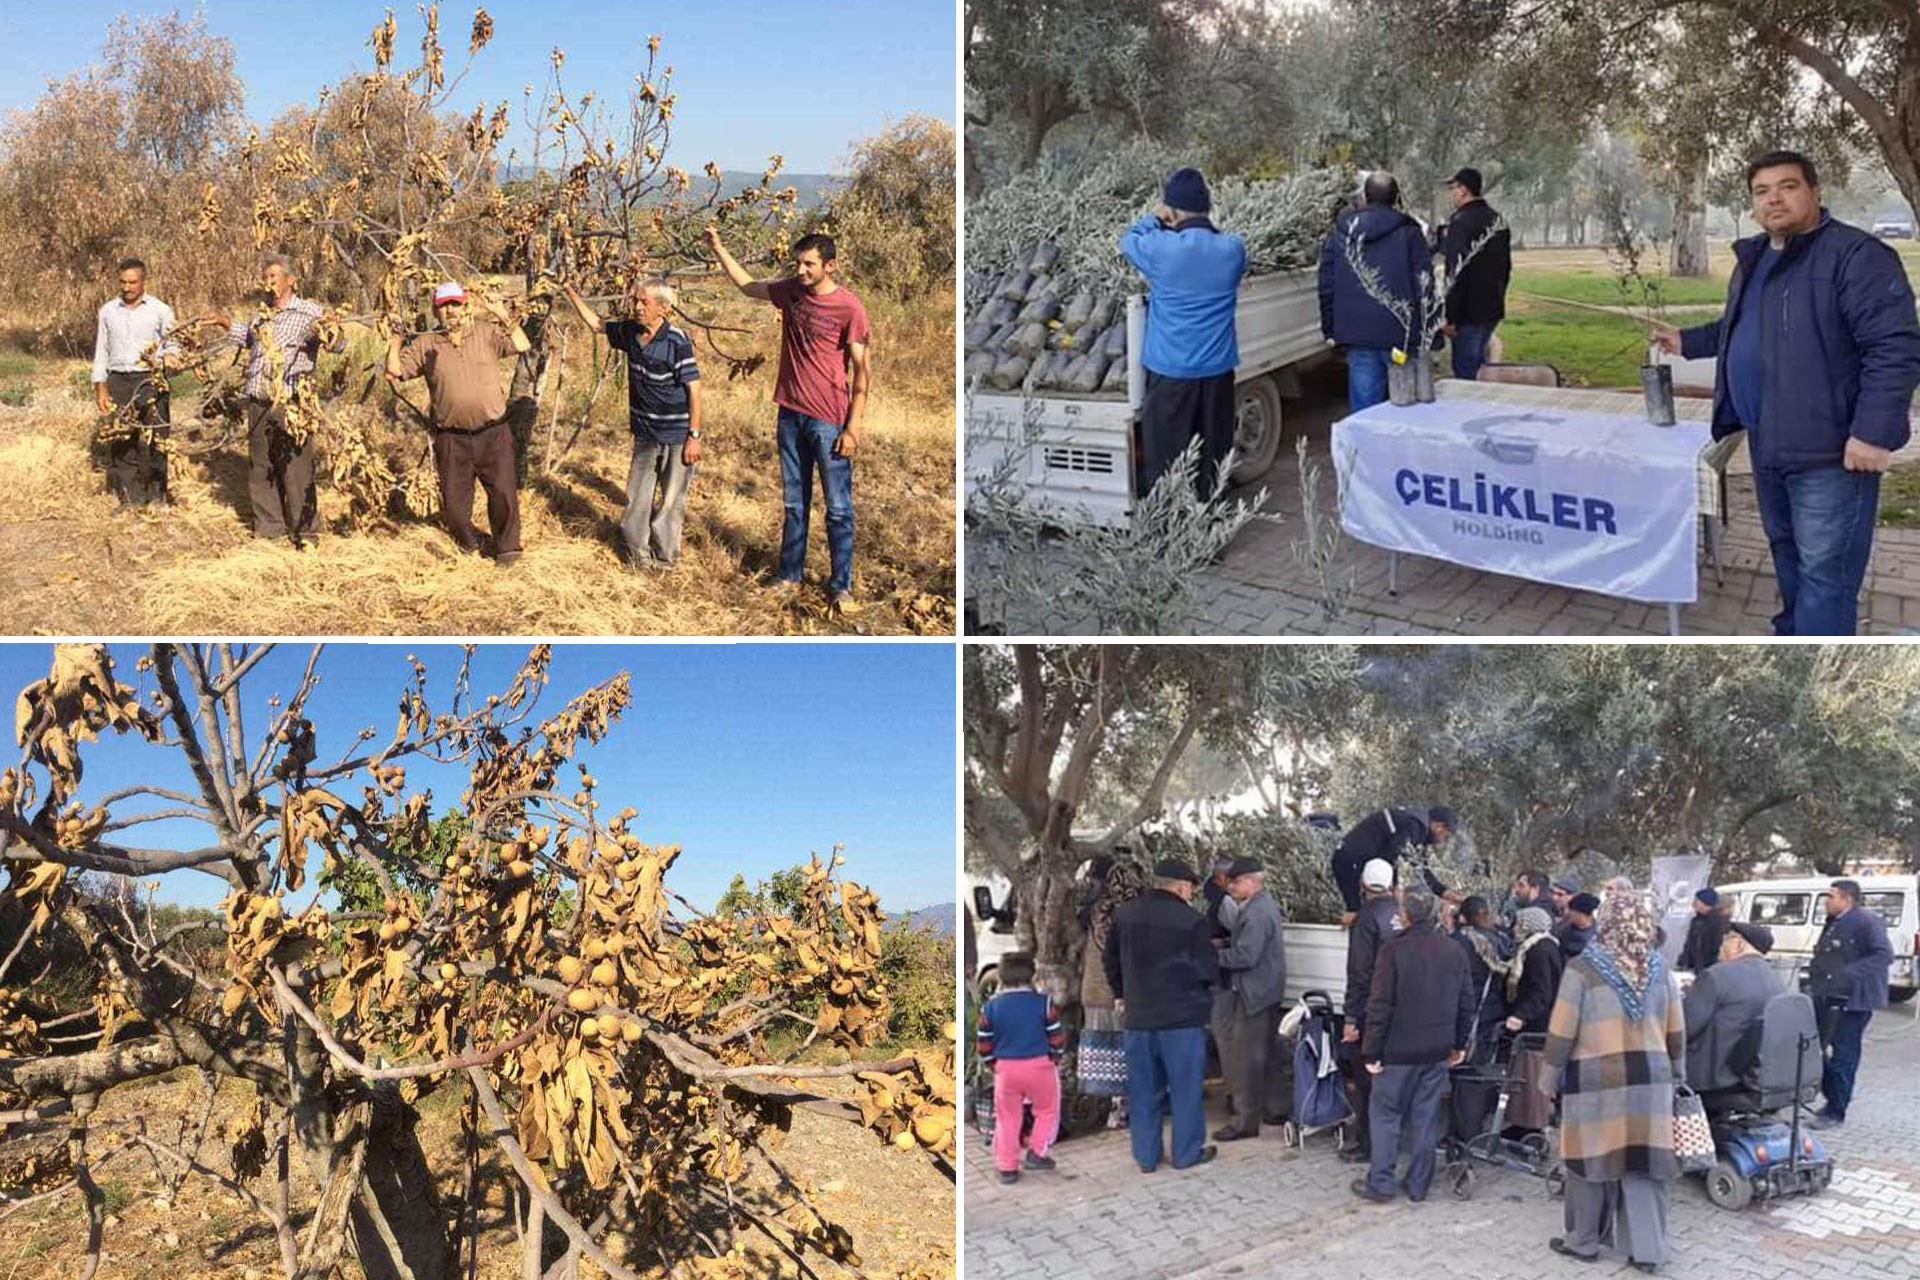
[386,281,531,564]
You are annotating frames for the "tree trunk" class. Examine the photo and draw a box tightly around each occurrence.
[1017,851,1084,1010]
[1669,160,1709,277]
[296,1092,453,1280]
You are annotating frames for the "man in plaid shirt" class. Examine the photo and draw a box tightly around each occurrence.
[212,255,342,545]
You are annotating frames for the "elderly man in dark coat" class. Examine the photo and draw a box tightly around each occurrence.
[1679,888,1732,973]
[1354,887,1474,1203]
[1211,857,1289,1141]
[1808,879,1894,1129]
[1339,857,1403,1163]
[1103,860,1221,1172]
[1684,921,1784,1092]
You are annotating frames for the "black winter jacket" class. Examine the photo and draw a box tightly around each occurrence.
[1103,889,1218,1031]
[1363,922,1476,1065]
[1318,204,1433,351]
[1439,198,1511,326]
[1508,935,1565,1035]
[1344,893,1403,1032]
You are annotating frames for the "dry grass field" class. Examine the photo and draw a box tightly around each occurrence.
[0,285,955,636]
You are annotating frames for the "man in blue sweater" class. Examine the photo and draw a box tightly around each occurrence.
[1655,150,1920,635]
[1319,172,1432,412]
[1806,879,1894,1129]
[1119,168,1249,500]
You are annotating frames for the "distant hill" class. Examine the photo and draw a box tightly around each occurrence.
[895,903,955,936]
[500,166,845,208]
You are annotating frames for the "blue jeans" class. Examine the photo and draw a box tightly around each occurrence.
[1367,1060,1448,1198]
[1124,1026,1208,1171]
[1751,464,1880,635]
[1345,347,1391,413]
[775,409,855,594]
[1817,999,1872,1120]
[1451,323,1495,381]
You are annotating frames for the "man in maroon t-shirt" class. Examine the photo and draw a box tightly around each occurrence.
[706,223,872,608]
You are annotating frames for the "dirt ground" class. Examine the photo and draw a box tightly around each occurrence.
[0,287,955,637]
[0,1064,955,1280]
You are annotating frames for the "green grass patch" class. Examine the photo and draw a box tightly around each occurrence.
[1881,464,1920,528]
[0,349,36,379]
[1510,267,1729,308]
[1496,308,1653,388]
[0,382,30,406]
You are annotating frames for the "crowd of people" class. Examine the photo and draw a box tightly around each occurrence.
[1124,148,1920,636]
[974,818,1898,1276]
[84,228,873,604]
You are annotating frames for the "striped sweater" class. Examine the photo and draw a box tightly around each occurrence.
[976,988,1065,1062]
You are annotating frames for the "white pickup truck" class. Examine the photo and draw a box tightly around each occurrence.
[964,270,1331,527]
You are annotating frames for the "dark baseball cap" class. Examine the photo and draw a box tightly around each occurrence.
[1225,857,1264,878]
[1568,893,1601,915]
[1427,805,1457,829]
[1729,921,1775,954]
[1445,167,1483,196]
[1154,859,1201,883]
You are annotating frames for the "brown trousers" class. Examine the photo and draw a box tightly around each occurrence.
[431,421,521,555]
[246,397,319,541]
[103,370,169,506]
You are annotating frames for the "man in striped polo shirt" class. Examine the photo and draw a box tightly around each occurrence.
[563,277,703,568]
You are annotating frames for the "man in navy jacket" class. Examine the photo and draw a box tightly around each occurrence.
[1655,150,1920,636]
[1120,168,1249,500]
[1806,879,1894,1129]
[1319,171,1432,412]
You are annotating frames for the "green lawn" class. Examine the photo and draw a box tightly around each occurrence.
[0,349,35,380]
[1496,308,1653,388]
[1509,266,1729,308]
[1883,465,1920,529]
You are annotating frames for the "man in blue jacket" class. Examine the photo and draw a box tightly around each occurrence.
[1120,168,1249,500]
[1655,150,1920,636]
[1319,171,1432,412]
[1806,879,1893,1129]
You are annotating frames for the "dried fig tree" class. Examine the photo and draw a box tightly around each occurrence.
[0,644,954,1280]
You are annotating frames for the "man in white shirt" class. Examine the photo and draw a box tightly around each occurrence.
[90,257,178,505]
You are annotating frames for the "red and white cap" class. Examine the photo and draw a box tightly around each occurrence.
[432,281,467,305]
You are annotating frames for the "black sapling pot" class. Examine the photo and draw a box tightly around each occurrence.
[1641,362,1676,426]
[1388,361,1418,406]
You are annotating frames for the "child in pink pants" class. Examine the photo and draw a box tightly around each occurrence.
[976,952,1064,1183]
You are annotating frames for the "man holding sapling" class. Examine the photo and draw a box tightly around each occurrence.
[1119,167,1249,500]
[1318,171,1432,412]
[386,280,531,566]
[1436,167,1511,381]
[1653,150,1920,636]
[705,224,870,611]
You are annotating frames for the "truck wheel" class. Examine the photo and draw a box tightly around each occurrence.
[1231,375,1285,486]
[1705,1159,1753,1211]
[1889,987,1915,1005]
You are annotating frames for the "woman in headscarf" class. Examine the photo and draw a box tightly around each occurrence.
[1499,905,1565,1138]
[1539,890,1687,1274]
[1452,895,1512,1056]
[1079,858,1147,1128]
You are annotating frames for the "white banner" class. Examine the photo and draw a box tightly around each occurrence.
[1333,400,1710,604]
[1651,855,1714,971]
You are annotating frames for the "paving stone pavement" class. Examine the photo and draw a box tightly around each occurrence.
[964,1011,1920,1279]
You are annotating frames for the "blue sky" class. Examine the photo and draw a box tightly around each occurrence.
[0,1,956,173]
[0,643,958,914]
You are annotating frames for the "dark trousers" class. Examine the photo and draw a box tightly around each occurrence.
[246,397,319,541]
[1140,369,1236,500]
[431,421,521,555]
[103,370,169,505]
[1367,1060,1449,1199]
[1752,464,1880,636]
[1817,998,1872,1120]
[1450,323,1495,381]
[1341,1036,1376,1154]
[1219,1001,1287,1133]
[1124,1025,1207,1171]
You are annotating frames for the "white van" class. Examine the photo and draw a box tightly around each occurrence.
[1712,875,1918,1003]
[965,873,1019,993]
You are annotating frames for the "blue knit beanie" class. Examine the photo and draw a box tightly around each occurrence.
[1695,887,1720,907]
[1163,167,1211,215]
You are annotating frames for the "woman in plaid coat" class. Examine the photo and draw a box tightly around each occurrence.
[1538,891,1687,1273]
